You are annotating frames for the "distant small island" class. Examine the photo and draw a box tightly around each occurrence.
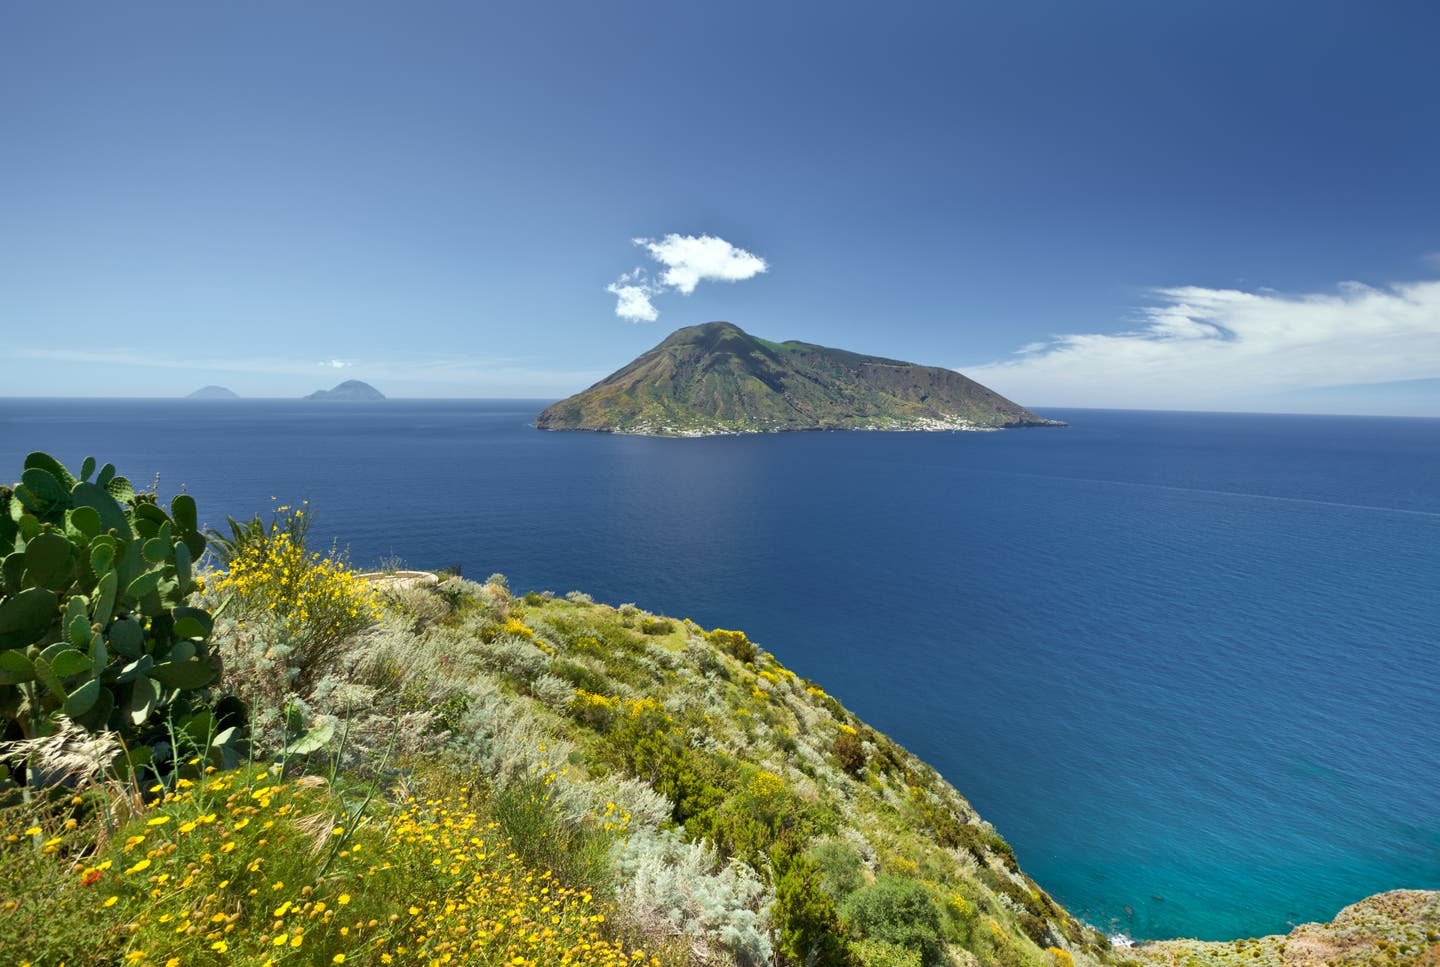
[186,385,239,399]
[536,321,1065,436]
[304,379,385,401]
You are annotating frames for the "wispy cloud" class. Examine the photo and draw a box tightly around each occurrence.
[321,359,350,369]
[16,349,351,377]
[606,234,768,322]
[966,279,1440,410]
[13,349,604,395]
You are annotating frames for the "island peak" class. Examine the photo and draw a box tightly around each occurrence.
[537,322,1064,435]
[305,379,386,401]
[186,385,239,399]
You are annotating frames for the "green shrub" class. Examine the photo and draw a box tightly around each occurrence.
[1018,912,1049,945]
[552,657,612,695]
[840,876,946,967]
[0,452,228,780]
[913,794,965,851]
[602,706,731,829]
[774,854,854,966]
[681,768,838,869]
[809,839,865,900]
[639,616,674,636]
[488,774,615,889]
[939,890,979,947]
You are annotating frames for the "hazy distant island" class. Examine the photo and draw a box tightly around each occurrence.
[186,385,239,399]
[536,321,1065,436]
[304,379,386,401]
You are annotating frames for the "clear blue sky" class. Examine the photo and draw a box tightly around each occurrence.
[3,1,1439,413]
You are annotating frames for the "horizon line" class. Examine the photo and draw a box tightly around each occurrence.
[1,396,1436,420]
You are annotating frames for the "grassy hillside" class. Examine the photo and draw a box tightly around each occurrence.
[535,322,1064,435]
[0,495,1105,967]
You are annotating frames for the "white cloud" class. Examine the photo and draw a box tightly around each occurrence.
[606,233,768,321]
[606,279,660,322]
[966,279,1440,410]
[634,234,768,294]
[320,359,350,368]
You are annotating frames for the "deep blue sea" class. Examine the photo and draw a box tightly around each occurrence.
[3,399,1437,941]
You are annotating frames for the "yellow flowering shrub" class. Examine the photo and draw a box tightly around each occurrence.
[747,771,784,798]
[569,690,619,730]
[501,618,534,639]
[215,524,383,687]
[707,629,756,663]
[621,696,660,718]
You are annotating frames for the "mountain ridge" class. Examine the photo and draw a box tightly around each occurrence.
[537,321,1064,435]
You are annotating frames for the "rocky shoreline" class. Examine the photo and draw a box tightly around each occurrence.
[542,414,1065,437]
[1114,890,1440,966]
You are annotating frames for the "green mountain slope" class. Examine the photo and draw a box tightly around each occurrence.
[536,322,1064,435]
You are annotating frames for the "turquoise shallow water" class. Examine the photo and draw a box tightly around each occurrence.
[3,400,1437,940]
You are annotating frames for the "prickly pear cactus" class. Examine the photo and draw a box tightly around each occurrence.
[0,452,227,762]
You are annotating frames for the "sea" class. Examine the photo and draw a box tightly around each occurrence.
[2,398,1437,942]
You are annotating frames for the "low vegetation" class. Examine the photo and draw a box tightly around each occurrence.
[4,448,1310,967]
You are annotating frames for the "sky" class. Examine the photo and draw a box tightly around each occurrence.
[3,1,1439,414]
